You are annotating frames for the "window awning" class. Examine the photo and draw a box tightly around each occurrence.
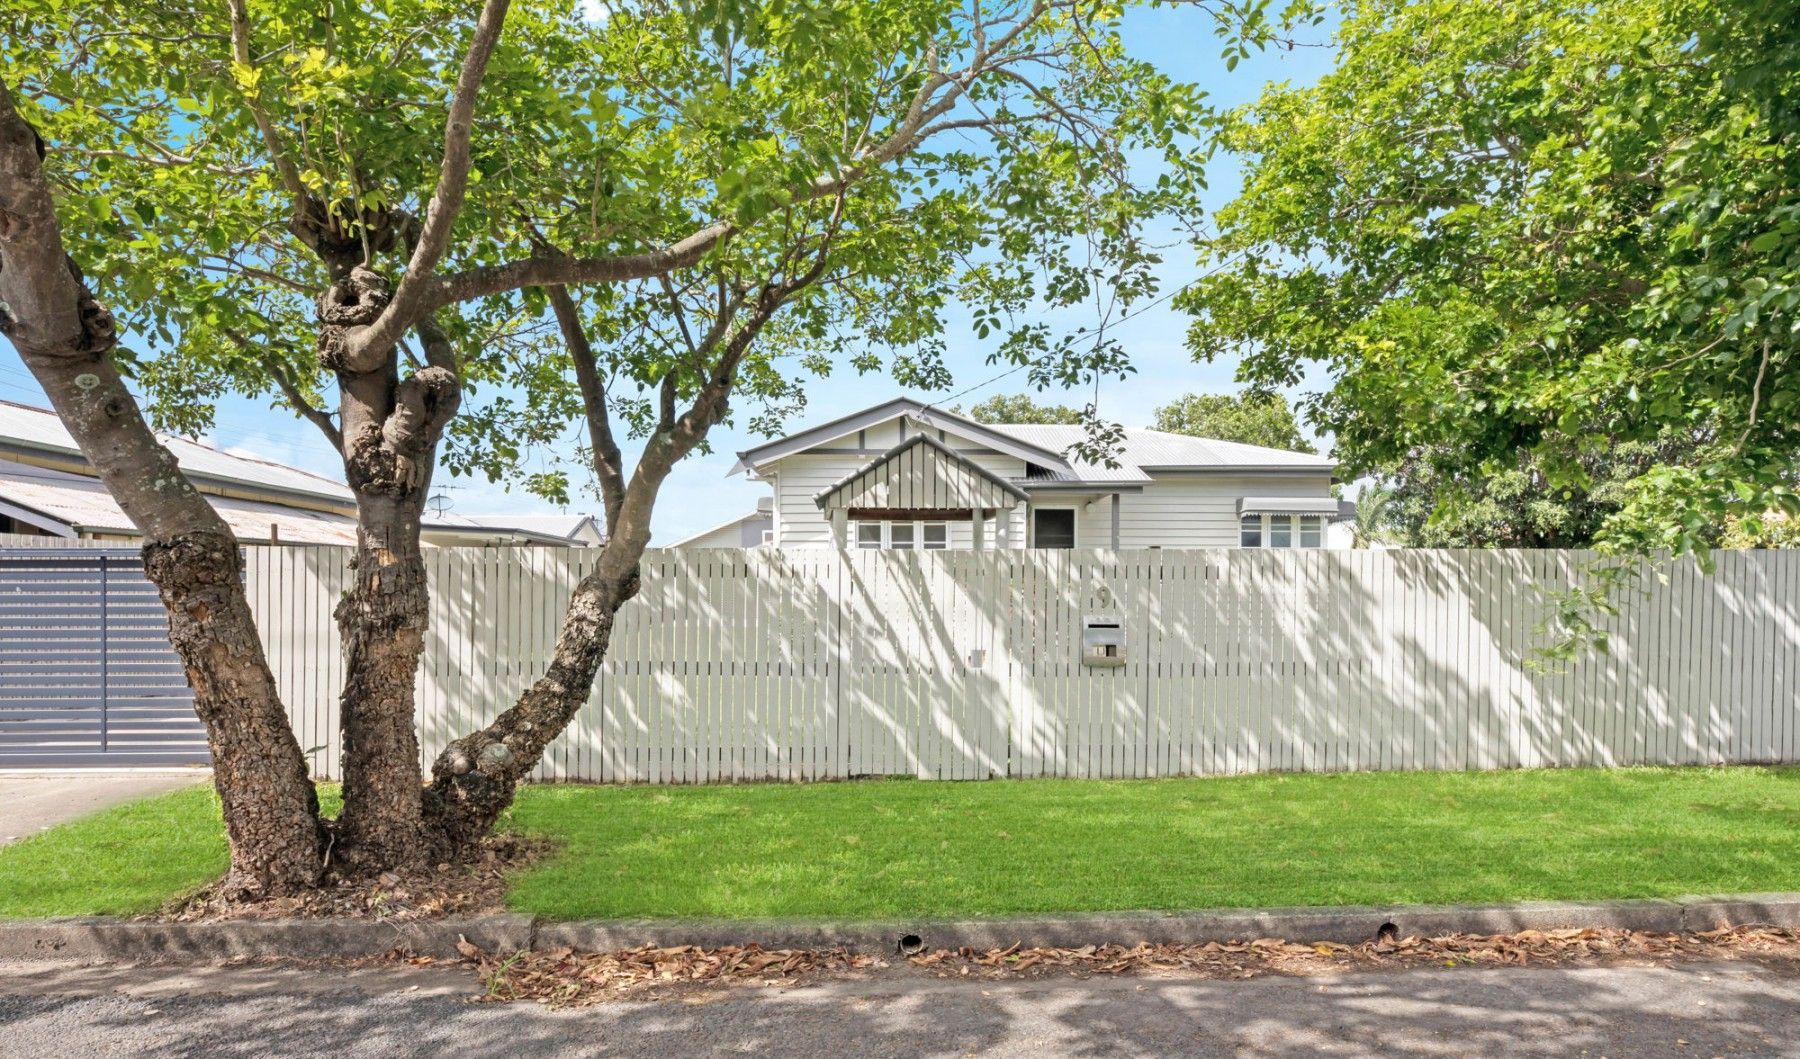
[1237,496,1343,517]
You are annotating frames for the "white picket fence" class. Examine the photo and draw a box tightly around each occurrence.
[243,546,1800,783]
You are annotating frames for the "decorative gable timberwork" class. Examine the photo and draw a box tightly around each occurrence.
[813,433,1028,513]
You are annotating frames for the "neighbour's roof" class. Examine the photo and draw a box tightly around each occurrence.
[0,400,602,545]
[427,512,602,544]
[664,507,771,548]
[0,398,354,505]
[0,458,361,545]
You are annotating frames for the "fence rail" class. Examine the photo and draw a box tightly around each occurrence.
[243,546,1800,783]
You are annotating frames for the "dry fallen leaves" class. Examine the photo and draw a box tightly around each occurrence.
[156,835,551,923]
[461,925,1800,1007]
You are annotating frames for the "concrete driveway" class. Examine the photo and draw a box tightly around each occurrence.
[0,773,204,846]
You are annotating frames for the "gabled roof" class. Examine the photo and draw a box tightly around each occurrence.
[664,506,771,548]
[732,395,1336,487]
[813,433,1029,510]
[733,397,1073,475]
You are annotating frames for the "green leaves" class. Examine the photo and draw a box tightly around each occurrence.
[1184,0,1800,559]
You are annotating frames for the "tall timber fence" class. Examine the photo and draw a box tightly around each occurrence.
[238,546,1800,783]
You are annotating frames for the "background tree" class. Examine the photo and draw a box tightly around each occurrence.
[3,0,1302,892]
[1151,390,1314,451]
[955,392,1086,424]
[1376,436,1698,548]
[1180,0,1800,559]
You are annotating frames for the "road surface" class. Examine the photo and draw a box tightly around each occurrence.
[2,957,1797,1057]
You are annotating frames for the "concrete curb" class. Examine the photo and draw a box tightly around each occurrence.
[2,895,1795,963]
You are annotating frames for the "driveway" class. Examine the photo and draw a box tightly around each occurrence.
[1,958,1795,1058]
[0,773,203,846]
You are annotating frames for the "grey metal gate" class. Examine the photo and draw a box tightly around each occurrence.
[0,549,209,768]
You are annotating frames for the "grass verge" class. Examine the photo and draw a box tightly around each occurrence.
[503,766,1800,920]
[2,767,1796,920]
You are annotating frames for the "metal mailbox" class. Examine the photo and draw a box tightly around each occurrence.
[1081,614,1126,667]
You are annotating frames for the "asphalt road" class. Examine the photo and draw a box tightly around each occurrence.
[2,958,1797,1058]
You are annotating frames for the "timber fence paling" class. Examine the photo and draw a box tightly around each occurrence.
[237,546,1800,784]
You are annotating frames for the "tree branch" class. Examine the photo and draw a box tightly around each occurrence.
[545,285,625,533]
[225,0,307,204]
[350,0,512,360]
[228,329,343,449]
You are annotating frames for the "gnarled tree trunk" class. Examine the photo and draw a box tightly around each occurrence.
[422,285,783,848]
[313,264,460,871]
[0,86,324,896]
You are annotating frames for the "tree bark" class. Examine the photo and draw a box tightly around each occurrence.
[313,267,459,871]
[0,85,323,896]
[422,556,640,850]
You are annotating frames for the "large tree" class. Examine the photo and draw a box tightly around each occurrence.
[1151,390,1314,451]
[2,0,1288,895]
[956,392,1086,424]
[1180,0,1800,557]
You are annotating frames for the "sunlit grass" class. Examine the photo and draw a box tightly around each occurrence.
[5,768,1797,921]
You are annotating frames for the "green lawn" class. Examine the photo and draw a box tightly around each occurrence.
[0,785,339,918]
[3,768,1798,920]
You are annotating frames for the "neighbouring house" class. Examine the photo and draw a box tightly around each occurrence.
[0,400,601,547]
[678,396,1349,550]
[669,497,775,549]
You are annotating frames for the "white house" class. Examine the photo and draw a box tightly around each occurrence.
[0,399,602,547]
[676,396,1349,550]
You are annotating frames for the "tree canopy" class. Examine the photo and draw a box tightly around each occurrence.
[1180,0,1800,556]
[4,0,1314,894]
[956,392,1086,424]
[1150,390,1314,451]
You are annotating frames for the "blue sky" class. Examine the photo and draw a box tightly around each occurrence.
[0,8,1340,544]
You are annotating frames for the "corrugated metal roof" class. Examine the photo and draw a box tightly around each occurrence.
[989,425,1336,483]
[0,399,353,504]
[0,459,360,545]
[426,513,603,545]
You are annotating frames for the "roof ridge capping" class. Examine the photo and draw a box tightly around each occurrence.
[731,396,1074,475]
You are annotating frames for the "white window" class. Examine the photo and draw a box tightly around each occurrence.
[854,519,954,550]
[1269,515,1293,548]
[1298,515,1322,548]
[1240,514,1263,548]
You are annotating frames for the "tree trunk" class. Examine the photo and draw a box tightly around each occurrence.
[422,554,640,850]
[311,268,460,872]
[331,491,431,871]
[144,530,327,896]
[2,84,324,897]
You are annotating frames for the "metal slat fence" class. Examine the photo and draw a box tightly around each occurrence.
[0,549,208,767]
